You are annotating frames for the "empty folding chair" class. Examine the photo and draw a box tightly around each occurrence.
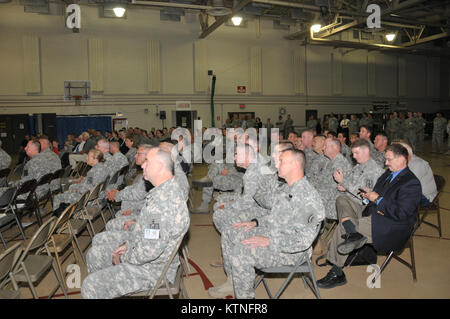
[9,163,25,182]
[10,217,68,299]
[62,190,92,266]
[416,175,446,237]
[78,182,108,235]
[0,242,23,299]
[254,222,323,299]
[46,202,79,291]
[124,235,188,299]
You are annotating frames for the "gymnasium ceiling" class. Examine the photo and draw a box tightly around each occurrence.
[3,0,450,55]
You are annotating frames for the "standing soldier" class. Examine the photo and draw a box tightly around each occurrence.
[432,112,448,153]
[284,114,294,139]
[306,115,318,132]
[328,113,339,134]
[404,112,418,152]
[359,113,370,129]
[276,116,285,139]
[415,112,426,152]
[348,114,359,136]
[397,112,406,139]
[386,113,394,142]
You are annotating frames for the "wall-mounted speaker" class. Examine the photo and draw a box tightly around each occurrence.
[160,111,166,120]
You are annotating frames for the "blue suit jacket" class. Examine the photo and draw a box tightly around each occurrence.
[370,167,422,253]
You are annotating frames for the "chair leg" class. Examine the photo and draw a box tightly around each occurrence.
[409,238,417,282]
[307,259,321,299]
[72,235,86,266]
[0,232,7,250]
[21,263,39,299]
[51,261,68,299]
[372,251,394,285]
[261,278,273,299]
[53,251,68,292]
[437,206,442,238]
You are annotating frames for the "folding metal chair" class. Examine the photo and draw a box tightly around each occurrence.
[125,235,188,299]
[78,182,108,235]
[50,168,65,197]
[10,217,68,299]
[416,175,446,237]
[0,242,23,299]
[254,222,323,299]
[33,172,55,221]
[9,163,25,181]
[0,168,10,187]
[11,179,39,231]
[321,218,338,243]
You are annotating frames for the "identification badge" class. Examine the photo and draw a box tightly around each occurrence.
[144,224,160,240]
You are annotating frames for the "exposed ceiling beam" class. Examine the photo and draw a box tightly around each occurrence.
[199,0,252,39]
[131,0,212,10]
[316,19,361,38]
[382,0,428,16]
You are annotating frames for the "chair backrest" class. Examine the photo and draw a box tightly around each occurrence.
[74,190,90,215]
[0,242,23,283]
[53,168,65,180]
[109,170,121,185]
[15,217,56,265]
[15,179,37,197]
[70,161,85,177]
[62,165,72,178]
[148,234,186,298]
[87,182,103,203]
[0,168,10,179]
[48,202,76,238]
[36,172,55,187]
[119,165,129,177]
[0,187,17,208]
[434,174,446,196]
[103,175,111,190]
[11,163,25,178]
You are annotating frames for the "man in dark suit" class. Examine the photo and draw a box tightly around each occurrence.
[317,143,422,288]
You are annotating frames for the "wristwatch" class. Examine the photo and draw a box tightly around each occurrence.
[251,218,259,227]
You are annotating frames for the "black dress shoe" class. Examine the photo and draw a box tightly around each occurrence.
[317,269,347,289]
[337,232,368,255]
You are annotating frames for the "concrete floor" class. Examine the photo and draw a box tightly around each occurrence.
[1,142,449,299]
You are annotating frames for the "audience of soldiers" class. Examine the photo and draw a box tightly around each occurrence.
[0,110,447,299]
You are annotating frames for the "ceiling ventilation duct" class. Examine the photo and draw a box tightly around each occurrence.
[20,0,49,14]
[207,0,232,17]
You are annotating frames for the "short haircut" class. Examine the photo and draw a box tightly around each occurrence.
[360,125,372,135]
[289,131,299,138]
[125,135,136,146]
[281,148,305,171]
[351,138,370,150]
[314,135,326,142]
[89,149,105,162]
[97,139,110,151]
[301,129,314,137]
[110,141,120,149]
[30,140,41,152]
[277,142,294,152]
[156,148,174,175]
[376,132,388,140]
[327,137,342,150]
[327,131,337,137]
[386,144,409,162]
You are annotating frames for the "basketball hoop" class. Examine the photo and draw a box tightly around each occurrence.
[74,95,82,106]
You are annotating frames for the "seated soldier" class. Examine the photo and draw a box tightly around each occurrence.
[306,135,328,182]
[373,132,388,167]
[53,149,109,215]
[81,147,190,299]
[208,149,325,298]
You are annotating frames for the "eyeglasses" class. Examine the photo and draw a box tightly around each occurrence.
[136,152,146,156]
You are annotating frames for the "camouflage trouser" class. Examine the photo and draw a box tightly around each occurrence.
[432,132,445,153]
[53,191,81,211]
[202,175,243,203]
[213,205,269,234]
[106,214,138,232]
[82,243,156,299]
[221,227,302,299]
[416,131,424,152]
[405,131,417,152]
[326,195,372,267]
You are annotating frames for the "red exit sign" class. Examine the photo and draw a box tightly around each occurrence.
[237,86,246,93]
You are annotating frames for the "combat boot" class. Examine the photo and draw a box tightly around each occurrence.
[208,276,234,298]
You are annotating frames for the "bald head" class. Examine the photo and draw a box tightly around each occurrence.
[38,138,51,151]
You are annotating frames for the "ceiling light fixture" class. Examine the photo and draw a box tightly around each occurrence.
[113,7,126,17]
[311,24,322,33]
[385,33,396,42]
[231,16,242,26]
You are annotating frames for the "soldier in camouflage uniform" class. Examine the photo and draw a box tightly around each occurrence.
[212,145,275,234]
[105,145,154,232]
[231,114,242,128]
[52,149,109,211]
[328,114,339,134]
[312,138,352,220]
[124,136,138,181]
[348,114,359,136]
[337,132,353,165]
[432,112,448,153]
[415,112,426,152]
[81,148,190,299]
[0,140,56,199]
[108,141,129,187]
[306,135,329,182]
[191,161,243,214]
[37,138,62,195]
[0,140,11,170]
[306,115,318,132]
[404,112,417,152]
[0,140,12,187]
[359,113,370,129]
[397,113,406,139]
[208,149,325,298]
[372,132,388,168]
[283,114,294,139]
